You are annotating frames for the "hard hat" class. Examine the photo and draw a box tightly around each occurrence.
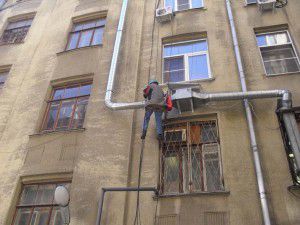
[149,79,159,85]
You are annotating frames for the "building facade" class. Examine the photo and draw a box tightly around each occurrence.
[0,0,299,225]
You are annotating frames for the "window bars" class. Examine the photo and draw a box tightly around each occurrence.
[160,120,224,194]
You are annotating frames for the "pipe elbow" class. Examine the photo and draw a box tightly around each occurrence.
[280,90,292,109]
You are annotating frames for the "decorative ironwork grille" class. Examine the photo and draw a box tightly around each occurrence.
[160,120,224,194]
[0,19,33,44]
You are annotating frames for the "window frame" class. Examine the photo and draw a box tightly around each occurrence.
[162,39,212,83]
[256,30,300,76]
[11,182,71,225]
[65,18,106,51]
[164,0,204,11]
[41,81,92,132]
[160,119,224,195]
[0,18,33,44]
[245,0,257,5]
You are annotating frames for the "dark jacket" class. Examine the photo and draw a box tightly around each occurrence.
[143,83,165,109]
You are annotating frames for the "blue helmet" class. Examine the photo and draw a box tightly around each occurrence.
[149,79,159,85]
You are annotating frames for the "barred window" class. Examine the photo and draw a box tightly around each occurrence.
[165,0,204,11]
[66,18,106,50]
[160,120,224,194]
[12,183,70,225]
[256,31,300,76]
[42,82,92,131]
[0,18,33,44]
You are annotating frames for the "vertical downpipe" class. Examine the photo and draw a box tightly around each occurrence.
[225,1,272,225]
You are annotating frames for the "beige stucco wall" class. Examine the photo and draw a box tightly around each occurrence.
[0,0,299,225]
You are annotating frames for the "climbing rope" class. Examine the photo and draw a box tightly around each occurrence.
[133,139,145,225]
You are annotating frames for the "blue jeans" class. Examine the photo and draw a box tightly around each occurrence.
[142,109,163,135]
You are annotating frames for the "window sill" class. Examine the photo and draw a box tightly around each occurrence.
[265,71,300,77]
[0,41,25,46]
[161,78,215,88]
[56,44,103,56]
[173,7,207,15]
[154,190,230,199]
[29,128,86,137]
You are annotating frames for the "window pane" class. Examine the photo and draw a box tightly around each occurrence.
[73,23,84,32]
[71,97,88,129]
[44,102,60,130]
[53,88,65,100]
[19,185,38,205]
[13,208,31,225]
[264,58,300,75]
[56,100,76,129]
[164,57,185,82]
[30,208,51,225]
[165,0,174,8]
[78,30,93,48]
[66,32,79,50]
[35,184,55,205]
[192,0,203,8]
[1,27,29,44]
[49,207,63,225]
[64,86,80,99]
[266,32,289,46]
[79,84,92,96]
[191,149,203,191]
[164,41,207,57]
[201,122,218,143]
[91,27,103,45]
[177,0,190,10]
[188,54,209,80]
[256,35,267,47]
[163,153,180,193]
[247,0,257,3]
[0,71,8,87]
[261,45,297,61]
[82,20,97,30]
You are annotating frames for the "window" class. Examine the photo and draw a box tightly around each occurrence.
[165,0,203,11]
[256,31,300,76]
[0,70,9,88]
[12,183,70,225]
[0,0,7,9]
[246,0,257,4]
[66,18,106,50]
[0,18,33,44]
[163,39,211,83]
[42,82,92,131]
[160,120,224,194]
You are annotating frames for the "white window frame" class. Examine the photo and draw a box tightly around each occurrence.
[164,0,204,11]
[256,30,300,76]
[163,39,212,83]
[202,143,223,192]
[245,0,257,5]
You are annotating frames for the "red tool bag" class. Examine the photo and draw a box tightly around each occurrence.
[165,95,173,111]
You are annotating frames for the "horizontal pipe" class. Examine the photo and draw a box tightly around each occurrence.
[96,187,158,225]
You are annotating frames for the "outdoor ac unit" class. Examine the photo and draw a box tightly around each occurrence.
[156,6,173,23]
[257,0,276,11]
[164,129,187,142]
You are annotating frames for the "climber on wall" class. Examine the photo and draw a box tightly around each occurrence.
[141,79,165,140]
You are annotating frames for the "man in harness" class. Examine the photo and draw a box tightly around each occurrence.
[141,79,165,140]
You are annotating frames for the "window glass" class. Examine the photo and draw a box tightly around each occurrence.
[164,57,185,82]
[53,89,65,100]
[188,54,209,80]
[56,100,76,129]
[78,30,93,48]
[67,33,80,50]
[165,0,174,8]
[30,208,51,225]
[191,149,202,190]
[177,0,189,10]
[256,31,300,75]
[49,207,63,225]
[44,102,60,130]
[13,208,31,225]
[64,86,80,99]
[0,71,8,87]
[164,153,180,193]
[71,97,88,129]
[192,0,203,8]
[35,184,55,205]
[91,28,104,46]
[79,84,92,96]
[246,0,257,4]
[19,185,38,205]
[96,18,106,27]
[164,41,207,57]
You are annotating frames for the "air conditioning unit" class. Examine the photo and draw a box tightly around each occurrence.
[257,0,276,11]
[164,129,187,143]
[156,6,173,23]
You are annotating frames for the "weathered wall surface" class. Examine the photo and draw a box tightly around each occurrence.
[0,0,299,225]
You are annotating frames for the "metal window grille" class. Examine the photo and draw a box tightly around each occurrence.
[66,18,106,50]
[0,19,33,44]
[11,183,70,225]
[160,120,224,194]
[42,82,92,132]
